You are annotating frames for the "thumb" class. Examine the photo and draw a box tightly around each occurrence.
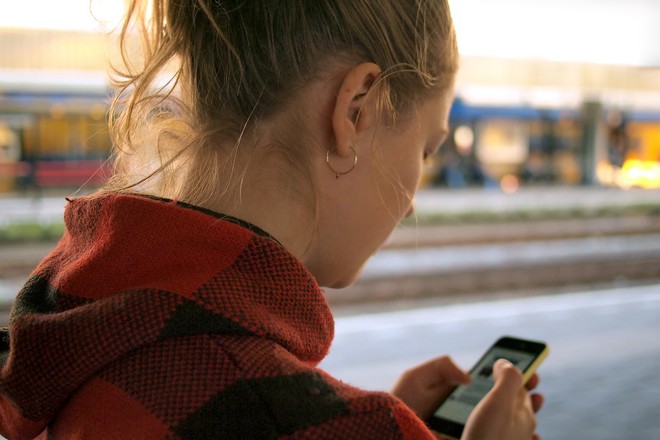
[430,356,471,387]
[491,359,523,398]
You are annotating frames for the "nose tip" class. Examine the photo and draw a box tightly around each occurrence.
[404,202,415,219]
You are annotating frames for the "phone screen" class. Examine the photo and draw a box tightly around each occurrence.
[428,336,547,438]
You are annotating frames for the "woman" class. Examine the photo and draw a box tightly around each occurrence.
[0,1,543,438]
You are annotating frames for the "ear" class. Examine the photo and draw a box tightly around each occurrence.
[332,62,381,157]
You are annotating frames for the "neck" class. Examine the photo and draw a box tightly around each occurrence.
[202,153,317,265]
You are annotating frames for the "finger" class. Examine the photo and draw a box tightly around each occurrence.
[525,373,540,390]
[530,393,544,413]
[391,355,471,419]
[428,356,471,387]
[491,359,523,399]
[400,356,469,389]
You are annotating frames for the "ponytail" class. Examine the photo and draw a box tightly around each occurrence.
[105,0,458,204]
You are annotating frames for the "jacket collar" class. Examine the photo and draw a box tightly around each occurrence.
[0,193,334,434]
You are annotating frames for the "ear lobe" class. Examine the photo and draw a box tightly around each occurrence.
[332,62,381,157]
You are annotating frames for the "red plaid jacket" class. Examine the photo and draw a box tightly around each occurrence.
[0,194,434,439]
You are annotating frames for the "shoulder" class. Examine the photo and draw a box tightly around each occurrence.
[52,334,434,439]
[155,334,434,439]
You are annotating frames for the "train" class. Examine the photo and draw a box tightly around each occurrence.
[1,74,659,193]
[0,72,112,193]
[427,96,660,191]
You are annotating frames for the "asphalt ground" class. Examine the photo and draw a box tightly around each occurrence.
[322,283,660,440]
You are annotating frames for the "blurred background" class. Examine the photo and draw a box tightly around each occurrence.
[1,1,659,439]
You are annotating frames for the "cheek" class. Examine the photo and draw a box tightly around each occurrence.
[378,157,422,221]
[395,137,425,186]
[396,151,424,197]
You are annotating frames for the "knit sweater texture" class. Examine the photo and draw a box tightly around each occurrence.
[0,194,435,439]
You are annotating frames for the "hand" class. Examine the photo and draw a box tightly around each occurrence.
[462,359,544,440]
[391,356,471,420]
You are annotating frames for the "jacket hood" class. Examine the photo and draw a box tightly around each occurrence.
[0,194,334,440]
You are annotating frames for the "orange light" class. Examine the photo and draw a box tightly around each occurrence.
[500,174,520,194]
[617,159,660,190]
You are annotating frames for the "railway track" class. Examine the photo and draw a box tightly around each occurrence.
[325,215,660,308]
[1,214,660,316]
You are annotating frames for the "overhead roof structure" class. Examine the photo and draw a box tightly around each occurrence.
[1,0,660,111]
[450,0,660,67]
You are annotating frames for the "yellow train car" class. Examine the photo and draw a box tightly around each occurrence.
[0,75,111,192]
[608,120,660,190]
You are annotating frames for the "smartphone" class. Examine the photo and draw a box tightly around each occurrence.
[428,336,549,439]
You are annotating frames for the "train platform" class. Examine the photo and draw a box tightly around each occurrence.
[1,185,659,227]
[2,185,659,309]
[412,185,660,217]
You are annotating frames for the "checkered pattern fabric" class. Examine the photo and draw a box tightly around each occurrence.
[0,194,434,439]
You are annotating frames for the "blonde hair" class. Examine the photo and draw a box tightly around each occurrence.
[106,0,459,205]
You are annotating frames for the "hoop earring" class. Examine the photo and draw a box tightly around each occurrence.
[326,146,358,179]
